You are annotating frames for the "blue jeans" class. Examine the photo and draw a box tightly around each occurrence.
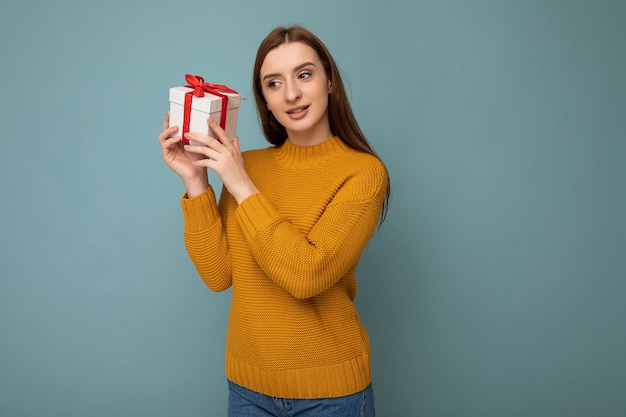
[227,380,375,417]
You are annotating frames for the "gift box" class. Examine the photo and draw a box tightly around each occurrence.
[169,74,241,145]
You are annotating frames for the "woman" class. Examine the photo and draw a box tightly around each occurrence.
[158,25,390,417]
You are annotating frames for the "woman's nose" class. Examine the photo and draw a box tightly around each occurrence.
[284,81,301,102]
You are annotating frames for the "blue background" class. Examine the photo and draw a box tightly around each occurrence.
[1,1,625,416]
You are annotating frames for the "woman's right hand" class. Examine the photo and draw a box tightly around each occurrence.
[158,110,209,197]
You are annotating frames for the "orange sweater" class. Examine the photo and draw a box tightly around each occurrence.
[181,137,387,399]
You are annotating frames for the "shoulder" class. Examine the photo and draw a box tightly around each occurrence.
[333,149,388,202]
[241,145,278,164]
[242,145,275,157]
[349,150,386,174]
[343,148,388,182]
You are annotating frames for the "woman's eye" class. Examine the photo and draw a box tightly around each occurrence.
[267,80,280,88]
[298,71,311,80]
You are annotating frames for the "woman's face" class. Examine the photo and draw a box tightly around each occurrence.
[260,42,332,145]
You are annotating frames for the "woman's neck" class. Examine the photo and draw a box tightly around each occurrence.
[285,123,333,147]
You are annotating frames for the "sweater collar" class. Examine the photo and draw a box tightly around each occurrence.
[274,136,349,169]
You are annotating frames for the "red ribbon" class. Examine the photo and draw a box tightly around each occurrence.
[182,74,239,143]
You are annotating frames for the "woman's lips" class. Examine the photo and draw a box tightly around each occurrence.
[286,105,309,119]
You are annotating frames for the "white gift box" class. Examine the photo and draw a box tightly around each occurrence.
[169,86,241,145]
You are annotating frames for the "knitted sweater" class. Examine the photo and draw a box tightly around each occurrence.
[181,136,388,399]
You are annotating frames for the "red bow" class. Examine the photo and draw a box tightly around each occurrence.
[182,74,239,143]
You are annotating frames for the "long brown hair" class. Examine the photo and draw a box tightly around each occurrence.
[252,25,390,224]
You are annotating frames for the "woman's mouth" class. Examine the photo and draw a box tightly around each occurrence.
[286,105,309,119]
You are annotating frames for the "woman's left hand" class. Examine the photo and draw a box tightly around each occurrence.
[184,118,259,204]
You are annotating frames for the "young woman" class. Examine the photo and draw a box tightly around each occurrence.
[158,25,390,417]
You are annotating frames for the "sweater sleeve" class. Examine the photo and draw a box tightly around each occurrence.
[235,158,388,299]
[182,185,232,292]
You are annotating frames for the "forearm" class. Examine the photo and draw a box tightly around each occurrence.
[182,186,233,291]
[230,179,260,205]
[183,171,209,199]
[236,193,382,299]
[185,226,232,292]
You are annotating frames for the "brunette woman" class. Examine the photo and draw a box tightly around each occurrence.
[158,25,390,417]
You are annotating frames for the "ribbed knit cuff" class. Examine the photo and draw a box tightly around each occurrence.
[181,186,220,233]
[235,193,281,243]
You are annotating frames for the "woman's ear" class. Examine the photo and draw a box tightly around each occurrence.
[328,81,332,93]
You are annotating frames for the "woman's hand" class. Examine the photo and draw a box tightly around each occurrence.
[158,110,208,197]
[184,118,259,204]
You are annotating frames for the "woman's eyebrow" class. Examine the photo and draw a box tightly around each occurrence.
[262,61,316,81]
[293,61,315,72]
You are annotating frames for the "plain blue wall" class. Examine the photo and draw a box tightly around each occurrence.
[1,1,624,416]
